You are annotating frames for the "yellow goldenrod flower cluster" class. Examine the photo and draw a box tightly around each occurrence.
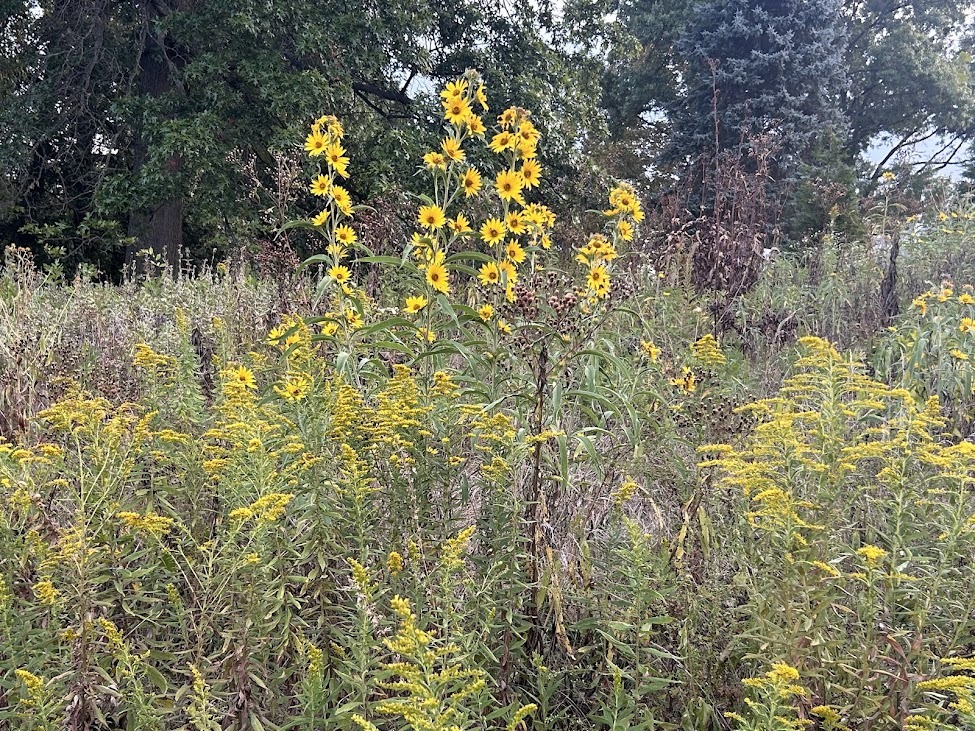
[742,662,805,696]
[0,575,10,612]
[855,544,887,568]
[430,370,458,398]
[232,492,295,523]
[387,550,405,575]
[347,557,374,596]
[186,663,214,731]
[38,392,113,433]
[905,714,937,731]
[508,704,540,731]
[370,364,435,453]
[326,379,368,441]
[810,560,842,578]
[440,526,475,573]
[33,578,60,606]
[461,405,517,484]
[525,427,563,445]
[699,336,953,549]
[352,591,495,731]
[943,657,975,672]
[15,669,44,707]
[915,657,975,725]
[612,476,640,507]
[97,617,125,650]
[132,342,176,373]
[691,334,727,366]
[809,705,848,731]
[698,331,975,728]
[878,284,975,431]
[116,510,176,537]
[641,338,662,363]
[726,663,808,731]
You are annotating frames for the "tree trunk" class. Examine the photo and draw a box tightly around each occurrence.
[126,9,184,275]
[880,233,900,325]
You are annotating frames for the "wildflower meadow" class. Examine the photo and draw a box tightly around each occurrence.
[2,72,975,731]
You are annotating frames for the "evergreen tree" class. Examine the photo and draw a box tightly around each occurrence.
[671,0,847,175]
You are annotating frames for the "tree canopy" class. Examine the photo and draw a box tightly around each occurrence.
[1,0,974,274]
[0,0,607,273]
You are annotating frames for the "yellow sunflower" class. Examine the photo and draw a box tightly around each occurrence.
[405,295,428,314]
[440,79,468,100]
[617,219,634,242]
[467,114,486,136]
[505,240,525,264]
[443,96,472,126]
[498,107,518,128]
[330,185,353,216]
[305,132,327,157]
[497,259,518,284]
[309,175,330,197]
[228,365,257,390]
[418,204,447,230]
[478,261,501,286]
[461,168,482,197]
[505,210,527,235]
[587,264,610,297]
[480,217,506,246]
[334,225,357,246]
[426,261,450,294]
[423,151,447,170]
[519,159,542,188]
[441,137,465,162]
[489,131,516,154]
[495,169,524,204]
[450,214,472,234]
[328,265,351,283]
[325,142,350,178]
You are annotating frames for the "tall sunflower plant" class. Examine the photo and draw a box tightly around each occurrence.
[288,70,645,392]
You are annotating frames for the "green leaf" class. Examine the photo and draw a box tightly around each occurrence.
[144,665,168,692]
[358,316,417,336]
[446,250,494,264]
[299,254,332,269]
[355,255,403,266]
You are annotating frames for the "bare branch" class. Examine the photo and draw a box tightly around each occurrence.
[351,80,412,106]
[868,124,937,180]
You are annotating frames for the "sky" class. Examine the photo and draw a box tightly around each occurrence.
[867,135,971,181]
